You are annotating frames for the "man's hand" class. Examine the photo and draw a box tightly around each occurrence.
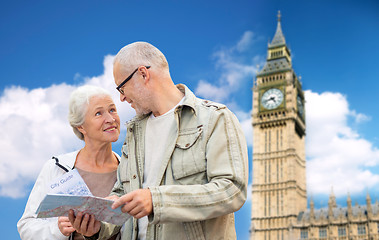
[68,210,101,237]
[105,195,120,201]
[58,216,75,236]
[112,189,153,219]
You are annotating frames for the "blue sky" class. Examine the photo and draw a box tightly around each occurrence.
[1,0,379,239]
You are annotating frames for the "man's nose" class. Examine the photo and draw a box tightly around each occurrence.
[119,92,127,102]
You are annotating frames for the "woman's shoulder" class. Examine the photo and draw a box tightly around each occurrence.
[41,150,79,172]
[54,150,80,159]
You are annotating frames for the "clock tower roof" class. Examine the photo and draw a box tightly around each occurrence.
[257,58,291,76]
[257,11,292,77]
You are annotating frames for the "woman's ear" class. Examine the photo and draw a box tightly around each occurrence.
[77,125,86,135]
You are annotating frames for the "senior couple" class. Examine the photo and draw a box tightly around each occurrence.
[18,42,248,240]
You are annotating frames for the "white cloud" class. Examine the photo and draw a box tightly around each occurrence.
[236,31,255,52]
[195,31,260,103]
[305,90,379,197]
[195,80,229,103]
[236,111,253,147]
[0,55,135,198]
[194,31,262,147]
[0,84,80,198]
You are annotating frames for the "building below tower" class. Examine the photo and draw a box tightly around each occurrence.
[293,193,379,239]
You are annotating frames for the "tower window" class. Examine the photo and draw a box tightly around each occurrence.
[269,130,271,152]
[319,228,327,239]
[300,229,308,239]
[268,162,271,183]
[268,193,271,216]
[276,193,279,215]
[264,194,267,216]
[338,226,346,236]
[280,159,283,179]
[358,224,366,235]
[280,129,283,149]
[281,191,283,213]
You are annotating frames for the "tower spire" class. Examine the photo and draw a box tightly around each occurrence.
[269,10,286,48]
[257,11,292,76]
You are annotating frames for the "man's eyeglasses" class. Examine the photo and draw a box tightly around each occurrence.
[116,66,151,95]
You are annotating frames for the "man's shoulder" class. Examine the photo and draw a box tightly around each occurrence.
[199,99,226,111]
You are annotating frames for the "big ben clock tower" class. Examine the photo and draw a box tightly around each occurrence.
[250,11,306,240]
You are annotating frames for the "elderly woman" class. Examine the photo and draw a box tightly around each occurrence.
[17,85,121,240]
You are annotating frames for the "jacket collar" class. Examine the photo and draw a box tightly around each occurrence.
[176,84,197,115]
[55,150,121,171]
[56,150,80,170]
[126,84,197,128]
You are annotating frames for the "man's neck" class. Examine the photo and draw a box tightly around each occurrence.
[152,85,184,117]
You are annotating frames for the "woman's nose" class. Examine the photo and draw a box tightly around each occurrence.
[105,112,115,122]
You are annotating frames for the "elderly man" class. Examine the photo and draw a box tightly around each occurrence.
[70,41,248,240]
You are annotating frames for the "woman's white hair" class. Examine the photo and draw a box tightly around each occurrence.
[68,85,112,140]
[114,41,169,73]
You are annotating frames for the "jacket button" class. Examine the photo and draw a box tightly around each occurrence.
[129,128,133,132]
[133,175,137,179]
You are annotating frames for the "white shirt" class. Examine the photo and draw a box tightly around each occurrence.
[138,98,184,240]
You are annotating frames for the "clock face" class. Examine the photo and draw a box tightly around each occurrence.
[297,95,304,116]
[261,88,284,110]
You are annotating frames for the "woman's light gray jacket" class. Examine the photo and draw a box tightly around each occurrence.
[99,84,249,240]
[17,150,120,240]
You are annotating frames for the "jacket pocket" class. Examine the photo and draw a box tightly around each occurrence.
[120,144,130,189]
[171,126,207,184]
[183,221,206,240]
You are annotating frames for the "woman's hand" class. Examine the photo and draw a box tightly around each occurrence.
[58,216,76,236]
[68,210,101,237]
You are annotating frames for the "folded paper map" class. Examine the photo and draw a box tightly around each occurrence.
[36,194,130,225]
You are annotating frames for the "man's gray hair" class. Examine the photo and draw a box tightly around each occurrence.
[114,42,169,72]
[68,85,112,140]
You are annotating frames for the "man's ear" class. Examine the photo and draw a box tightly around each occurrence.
[140,66,150,83]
